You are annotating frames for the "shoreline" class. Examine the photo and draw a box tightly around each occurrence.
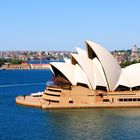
[16,95,140,109]
[16,86,140,110]
[0,68,50,70]
[0,63,50,70]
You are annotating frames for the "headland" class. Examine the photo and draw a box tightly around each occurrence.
[16,40,140,109]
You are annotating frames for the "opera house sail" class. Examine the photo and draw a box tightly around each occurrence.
[16,40,140,109]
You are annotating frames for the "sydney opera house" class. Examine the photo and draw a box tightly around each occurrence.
[16,40,140,109]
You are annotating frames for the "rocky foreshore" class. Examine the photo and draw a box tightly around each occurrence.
[0,63,50,70]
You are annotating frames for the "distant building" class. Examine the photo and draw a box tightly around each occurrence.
[132,45,139,57]
[112,51,127,64]
[2,63,30,69]
[30,64,50,69]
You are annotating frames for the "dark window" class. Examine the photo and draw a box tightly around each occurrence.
[119,98,140,102]
[98,93,103,97]
[46,99,59,103]
[124,99,127,101]
[48,88,61,92]
[132,86,140,91]
[116,85,130,91]
[96,86,107,91]
[69,100,73,103]
[45,93,60,97]
[112,98,114,102]
[51,100,59,103]
[119,99,123,102]
[128,98,132,101]
[77,83,88,88]
[103,99,109,102]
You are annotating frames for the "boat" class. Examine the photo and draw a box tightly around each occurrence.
[31,92,43,97]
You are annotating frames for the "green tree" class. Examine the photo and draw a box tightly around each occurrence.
[9,59,25,64]
[0,59,5,67]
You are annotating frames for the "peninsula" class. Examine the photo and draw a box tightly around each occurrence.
[16,40,140,109]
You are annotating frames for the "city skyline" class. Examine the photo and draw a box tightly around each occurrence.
[0,0,140,51]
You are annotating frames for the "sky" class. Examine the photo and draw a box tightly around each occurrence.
[0,0,140,51]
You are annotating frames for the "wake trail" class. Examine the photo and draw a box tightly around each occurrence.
[0,82,45,88]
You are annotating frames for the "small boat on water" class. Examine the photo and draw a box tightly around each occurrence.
[31,92,43,97]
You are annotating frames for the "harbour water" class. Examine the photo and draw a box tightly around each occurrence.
[0,70,140,140]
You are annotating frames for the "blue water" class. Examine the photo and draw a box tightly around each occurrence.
[27,59,64,64]
[0,70,140,140]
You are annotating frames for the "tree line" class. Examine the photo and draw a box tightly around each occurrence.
[0,59,25,67]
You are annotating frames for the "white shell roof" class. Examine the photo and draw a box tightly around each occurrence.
[64,58,71,64]
[92,58,108,89]
[76,47,87,56]
[75,64,91,88]
[50,62,90,87]
[115,63,140,89]
[85,40,121,91]
[50,62,76,85]
[50,40,140,91]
